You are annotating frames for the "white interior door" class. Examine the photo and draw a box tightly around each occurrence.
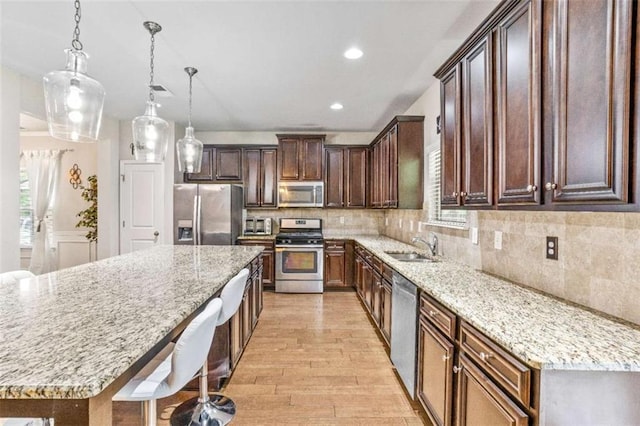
[120,161,164,254]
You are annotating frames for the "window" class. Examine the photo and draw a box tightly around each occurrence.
[19,168,33,247]
[427,149,467,227]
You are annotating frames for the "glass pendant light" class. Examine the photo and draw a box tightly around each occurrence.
[43,0,105,142]
[176,67,204,173]
[131,21,169,162]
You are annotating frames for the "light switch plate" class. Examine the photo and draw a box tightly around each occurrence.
[339,216,345,224]
[470,227,478,245]
[410,220,414,231]
[385,217,389,226]
[494,231,502,250]
[398,219,403,228]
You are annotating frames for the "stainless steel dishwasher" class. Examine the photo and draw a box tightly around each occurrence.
[390,271,418,399]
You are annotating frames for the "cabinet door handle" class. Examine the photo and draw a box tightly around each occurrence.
[480,352,493,362]
[526,184,538,193]
[453,366,462,374]
[429,310,437,317]
[442,355,450,362]
[545,182,558,191]
[460,191,467,197]
[452,192,458,197]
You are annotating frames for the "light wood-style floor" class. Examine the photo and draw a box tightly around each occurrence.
[114,291,427,425]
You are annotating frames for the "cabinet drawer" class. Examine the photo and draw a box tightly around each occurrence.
[382,263,394,282]
[372,257,383,273]
[459,321,531,407]
[325,240,346,250]
[420,292,457,341]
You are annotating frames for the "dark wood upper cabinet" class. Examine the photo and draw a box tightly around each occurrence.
[325,146,368,208]
[185,146,215,181]
[463,35,493,207]
[185,146,242,183]
[215,148,243,181]
[546,0,632,204]
[278,138,300,180]
[495,0,541,205]
[277,135,324,181]
[440,65,462,207]
[301,138,324,180]
[243,147,277,208]
[346,147,368,208]
[369,116,424,209]
[325,147,344,207]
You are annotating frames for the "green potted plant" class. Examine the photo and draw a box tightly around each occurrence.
[76,174,98,244]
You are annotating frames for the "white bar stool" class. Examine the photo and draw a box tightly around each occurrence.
[170,268,250,426]
[113,297,224,426]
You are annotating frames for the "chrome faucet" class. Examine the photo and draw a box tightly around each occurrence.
[412,233,438,256]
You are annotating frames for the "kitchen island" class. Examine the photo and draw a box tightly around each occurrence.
[0,245,262,425]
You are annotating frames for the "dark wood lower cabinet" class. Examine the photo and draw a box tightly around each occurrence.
[418,319,455,426]
[324,240,347,288]
[456,354,529,426]
[372,270,382,326]
[237,239,275,289]
[380,279,392,345]
[229,258,263,370]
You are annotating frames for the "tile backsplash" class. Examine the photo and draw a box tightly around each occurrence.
[383,209,640,326]
[246,208,384,236]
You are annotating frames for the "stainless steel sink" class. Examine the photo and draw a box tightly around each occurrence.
[384,251,436,262]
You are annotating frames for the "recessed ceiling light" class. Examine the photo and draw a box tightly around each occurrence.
[344,47,363,60]
[330,103,344,110]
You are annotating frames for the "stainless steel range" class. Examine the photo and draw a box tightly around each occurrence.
[275,218,324,293]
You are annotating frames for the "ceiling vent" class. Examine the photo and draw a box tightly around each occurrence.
[149,84,173,98]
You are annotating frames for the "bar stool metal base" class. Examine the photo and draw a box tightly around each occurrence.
[170,393,235,426]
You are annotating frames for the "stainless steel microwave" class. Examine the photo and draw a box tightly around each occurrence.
[278,181,324,207]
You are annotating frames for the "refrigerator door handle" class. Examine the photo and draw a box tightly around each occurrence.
[193,195,200,245]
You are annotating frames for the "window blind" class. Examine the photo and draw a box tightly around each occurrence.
[428,150,467,226]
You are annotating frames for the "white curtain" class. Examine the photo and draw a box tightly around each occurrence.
[20,150,65,274]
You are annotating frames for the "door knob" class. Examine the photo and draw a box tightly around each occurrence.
[154,231,159,237]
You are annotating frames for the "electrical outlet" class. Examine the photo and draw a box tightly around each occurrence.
[398,219,403,228]
[339,216,344,224]
[385,217,389,226]
[410,220,414,231]
[418,221,425,232]
[494,231,502,250]
[470,227,478,245]
[546,236,558,260]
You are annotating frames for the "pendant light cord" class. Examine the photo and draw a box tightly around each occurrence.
[71,0,83,51]
[188,73,193,127]
[149,32,155,102]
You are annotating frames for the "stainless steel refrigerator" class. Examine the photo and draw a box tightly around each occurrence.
[174,184,244,245]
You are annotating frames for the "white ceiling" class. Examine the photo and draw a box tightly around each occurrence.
[2,0,499,132]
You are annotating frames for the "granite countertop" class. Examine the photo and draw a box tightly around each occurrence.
[348,235,640,372]
[0,245,262,399]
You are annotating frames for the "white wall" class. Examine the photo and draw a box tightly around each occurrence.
[20,134,98,232]
[97,116,120,259]
[195,131,377,146]
[0,67,21,272]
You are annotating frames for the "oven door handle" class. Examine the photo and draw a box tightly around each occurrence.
[276,246,323,251]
